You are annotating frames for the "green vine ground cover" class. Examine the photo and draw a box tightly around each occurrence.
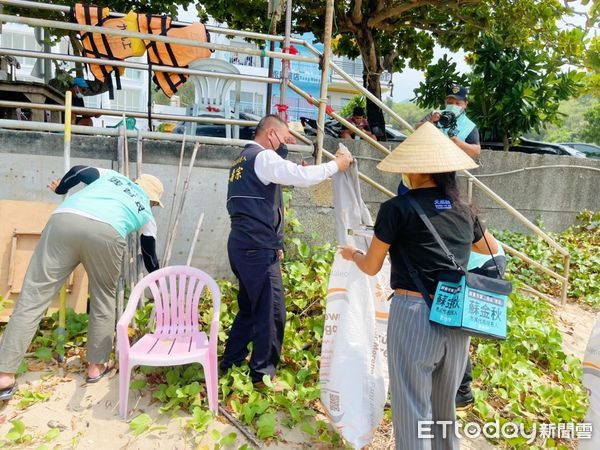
[494,210,599,309]
[1,208,597,449]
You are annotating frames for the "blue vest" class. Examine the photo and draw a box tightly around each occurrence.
[59,170,152,238]
[468,245,506,271]
[227,144,284,250]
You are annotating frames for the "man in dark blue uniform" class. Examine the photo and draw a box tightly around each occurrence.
[222,115,353,388]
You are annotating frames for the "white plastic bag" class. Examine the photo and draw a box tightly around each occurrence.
[320,159,392,448]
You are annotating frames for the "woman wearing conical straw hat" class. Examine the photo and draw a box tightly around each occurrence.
[339,122,499,450]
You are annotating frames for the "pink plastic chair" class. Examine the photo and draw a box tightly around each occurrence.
[116,266,221,419]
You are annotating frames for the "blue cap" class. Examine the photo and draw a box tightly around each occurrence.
[72,77,89,88]
[446,85,468,101]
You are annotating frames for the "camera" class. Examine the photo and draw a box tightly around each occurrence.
[436,111,458,137]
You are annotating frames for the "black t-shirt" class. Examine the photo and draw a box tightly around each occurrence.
[374,188,484,293]
[465,126,480,145]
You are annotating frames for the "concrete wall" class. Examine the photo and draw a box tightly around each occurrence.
[0,130,237,278]
[1,130,599,278]
[293,137,600,239]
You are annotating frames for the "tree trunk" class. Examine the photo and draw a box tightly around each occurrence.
[364,71,386,141]
[356,28,386,141]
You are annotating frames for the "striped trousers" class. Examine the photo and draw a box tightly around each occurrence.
[388,293,470,450]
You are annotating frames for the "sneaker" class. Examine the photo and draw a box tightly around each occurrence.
[455,389,474,409]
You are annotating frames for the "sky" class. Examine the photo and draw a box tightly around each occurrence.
[178,2,592,103]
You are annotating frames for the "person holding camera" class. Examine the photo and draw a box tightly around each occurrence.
[417,85,481,159]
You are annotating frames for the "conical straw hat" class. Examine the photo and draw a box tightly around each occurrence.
[377,122,479,173]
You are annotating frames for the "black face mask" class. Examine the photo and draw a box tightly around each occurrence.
[269,133,289,160]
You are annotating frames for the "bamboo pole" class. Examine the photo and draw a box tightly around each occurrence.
[278,0,292,120]
[462,172,569,256]
[116,126,126,319]
[163,143,200,266]
[163,134,186,267]
[467,177,473,203]
[303,41,415,132]
[186,213,205,266]
[288,80,391,156]
[0,99,260,126]
[122,118,136,301]
[135,130,144,307]
[561,255,571,305]
[289,128,312,145]
[122,115,129,178]
[500,243,566,283]
[320,147,395,197]
[0,118,313,153]
[265,3,280,117]
[117,125,125,174]
[56,90,72,362]
[315,0,334,164]
[0,48,282,85]
[1,0,306,45]
[0,13,319,64]
[136,130,143,178]
[519,284,561,307]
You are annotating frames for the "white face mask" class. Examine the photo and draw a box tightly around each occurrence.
[445,104,463,116]
[75,92,84,99]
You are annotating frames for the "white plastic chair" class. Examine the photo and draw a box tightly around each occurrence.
[188,58,241,139]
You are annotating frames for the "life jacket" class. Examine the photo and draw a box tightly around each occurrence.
[138,14,212,97]
[71,4,145,98]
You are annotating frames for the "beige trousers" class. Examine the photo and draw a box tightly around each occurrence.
[0,213,126,373]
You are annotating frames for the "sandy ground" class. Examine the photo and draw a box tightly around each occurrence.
[0,357,319,450]
[0,300,596,450]
[0,363,245,449]
[554,301,598,360]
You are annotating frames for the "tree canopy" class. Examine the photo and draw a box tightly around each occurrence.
[197,0,587,140]
[5,1,195,42]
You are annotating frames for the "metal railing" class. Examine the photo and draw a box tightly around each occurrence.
[463,175,571,306]
[0,0,572,306]
[0,48,282,85]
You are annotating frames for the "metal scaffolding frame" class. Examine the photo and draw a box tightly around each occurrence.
[0,48,282,84]
[1,0,309,45]
[0,13,319,64]
[0,0,571,305]
[0,118,314,152]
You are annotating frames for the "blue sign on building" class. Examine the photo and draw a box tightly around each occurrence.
[272,33,331,121]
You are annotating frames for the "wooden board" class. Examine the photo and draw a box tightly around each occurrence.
[0,200,88,321]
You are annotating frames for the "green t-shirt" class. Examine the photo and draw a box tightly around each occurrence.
[58,170,152,238]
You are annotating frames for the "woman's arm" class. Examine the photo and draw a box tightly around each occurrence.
[339,235,391,276]
[472,230,499,254]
